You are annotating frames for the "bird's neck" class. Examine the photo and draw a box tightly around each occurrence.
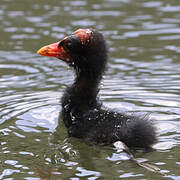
[72,70,102,105]
[62,69,102,113]
[62,52,107,115]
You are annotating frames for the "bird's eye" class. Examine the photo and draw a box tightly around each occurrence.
[58,40,64,47]
[62,41,73,52]
[66,42,73,49]
[60,36,83,53]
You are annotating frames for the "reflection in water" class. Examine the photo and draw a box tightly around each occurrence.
[0,0,180,179]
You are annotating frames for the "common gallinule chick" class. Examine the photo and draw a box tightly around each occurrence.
[37,29,156,149]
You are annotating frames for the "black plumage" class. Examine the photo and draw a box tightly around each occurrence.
[38,29,156,148]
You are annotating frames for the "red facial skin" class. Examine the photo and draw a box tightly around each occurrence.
[37,28,93,62]
[74,28,92,45]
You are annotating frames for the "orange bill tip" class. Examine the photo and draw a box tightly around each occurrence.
[37,42,60,57]
[37,46,47,56]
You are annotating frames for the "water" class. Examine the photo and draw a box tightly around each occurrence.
[0,0,180,179]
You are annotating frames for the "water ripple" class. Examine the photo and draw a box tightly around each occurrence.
[1,0,180,179]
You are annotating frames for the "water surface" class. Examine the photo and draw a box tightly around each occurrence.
[0,0,180,179]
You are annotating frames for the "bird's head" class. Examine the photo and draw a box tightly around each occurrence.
[37,29,107,74]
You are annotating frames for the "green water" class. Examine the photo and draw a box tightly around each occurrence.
[0,0,180,179]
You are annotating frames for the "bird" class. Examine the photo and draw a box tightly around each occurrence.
[37,28,156,149]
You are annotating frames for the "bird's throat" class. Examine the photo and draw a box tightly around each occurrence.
[73,73,100,99]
